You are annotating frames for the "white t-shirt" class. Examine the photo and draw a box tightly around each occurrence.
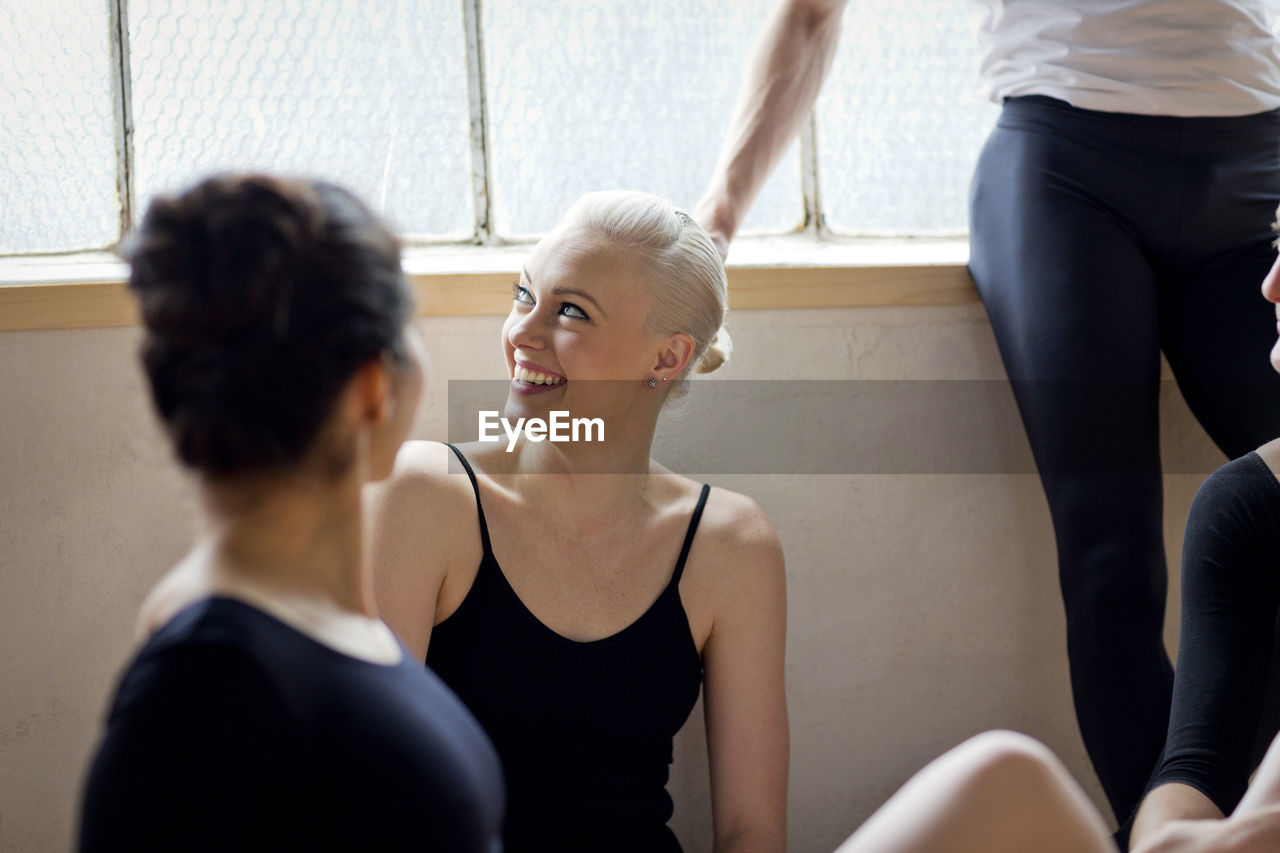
[967,0,1280,115]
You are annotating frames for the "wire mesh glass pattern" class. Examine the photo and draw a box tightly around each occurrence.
[482,0,803,239]
[14,1,1280,254]
[816,0,1000,236]
[128,0,475,240]
[0,0,121,254]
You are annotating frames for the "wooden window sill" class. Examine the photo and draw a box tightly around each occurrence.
[0,236,977,332]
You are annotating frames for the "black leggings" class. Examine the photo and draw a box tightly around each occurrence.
[969,95,1280,823]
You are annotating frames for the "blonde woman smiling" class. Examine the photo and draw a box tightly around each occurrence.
[371,191,787,853]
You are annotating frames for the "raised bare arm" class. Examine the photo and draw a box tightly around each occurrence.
[693,0,849,258]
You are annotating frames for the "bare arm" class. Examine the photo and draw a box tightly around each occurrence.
[1131,785,1224,849]
[1130,734,1280,853]
[1236,727,1280,816]
[701,493,789,853]
[1131,810,1280,853]
[693,0,849,258]
[366,441,452,661]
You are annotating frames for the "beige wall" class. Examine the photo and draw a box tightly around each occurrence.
[0,305,1214,852]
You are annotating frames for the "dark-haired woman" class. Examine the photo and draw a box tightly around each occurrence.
[77,173,504,852]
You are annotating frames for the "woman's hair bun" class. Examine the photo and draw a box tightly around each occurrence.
[125,176,324,350]
[694,326,732,374]
[125,172,412,478]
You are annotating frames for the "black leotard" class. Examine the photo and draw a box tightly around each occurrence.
[79,597,505,852]
[428,444,705,852]
[1149,451,1280,813]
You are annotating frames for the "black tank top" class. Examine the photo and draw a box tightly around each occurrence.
[428,444,706,853]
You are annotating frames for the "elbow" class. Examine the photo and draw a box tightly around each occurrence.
[784,0,848,32]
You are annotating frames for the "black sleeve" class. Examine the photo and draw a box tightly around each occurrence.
[78,641,300,852]
[1150,458,1280,814]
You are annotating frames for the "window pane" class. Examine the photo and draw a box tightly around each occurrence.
[483,0,802,239]
[0,0,120,254]
[816,0,998,236]
[129,0,474,240]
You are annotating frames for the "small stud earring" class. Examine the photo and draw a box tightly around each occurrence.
[647,377,659,388]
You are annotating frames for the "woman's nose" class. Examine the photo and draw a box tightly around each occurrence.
[1263,253,1280,305]
[506,308,547,352]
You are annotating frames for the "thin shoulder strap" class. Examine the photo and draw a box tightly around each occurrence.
[671,483,712,586]
[445,443,494,557]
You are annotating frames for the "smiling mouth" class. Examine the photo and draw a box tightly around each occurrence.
[514,366,565,387]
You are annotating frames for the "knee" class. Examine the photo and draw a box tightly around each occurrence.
[1056,533,1167,617]
[958,730,1054,765]
[945,731,1110,850]
[954,730,1066,792]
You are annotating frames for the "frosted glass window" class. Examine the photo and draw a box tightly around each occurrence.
[483,0,803,239]
[816,0,998,236]
[0,0,121,254]
[128,0,474,240]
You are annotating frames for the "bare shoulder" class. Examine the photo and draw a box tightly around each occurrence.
[372,442,482,553]
[682,484,786,670]
[648,464,781,559]
[701,486,783,559]
[647,462,771,531]
[385,439,457,482]
[683,481,785,598]
[373,440,475,512]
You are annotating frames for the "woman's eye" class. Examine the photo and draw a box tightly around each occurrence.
[510,283,587,320]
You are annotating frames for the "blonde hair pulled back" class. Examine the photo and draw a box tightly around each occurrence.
[556,191,732,393]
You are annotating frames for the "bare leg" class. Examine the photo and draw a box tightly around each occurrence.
[835,731,1116,853]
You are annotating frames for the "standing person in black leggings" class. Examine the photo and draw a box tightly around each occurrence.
[694,0,1280,830]
[966,4,1280,830]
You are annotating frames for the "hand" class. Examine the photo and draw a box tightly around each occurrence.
[1132,807,1280,853]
